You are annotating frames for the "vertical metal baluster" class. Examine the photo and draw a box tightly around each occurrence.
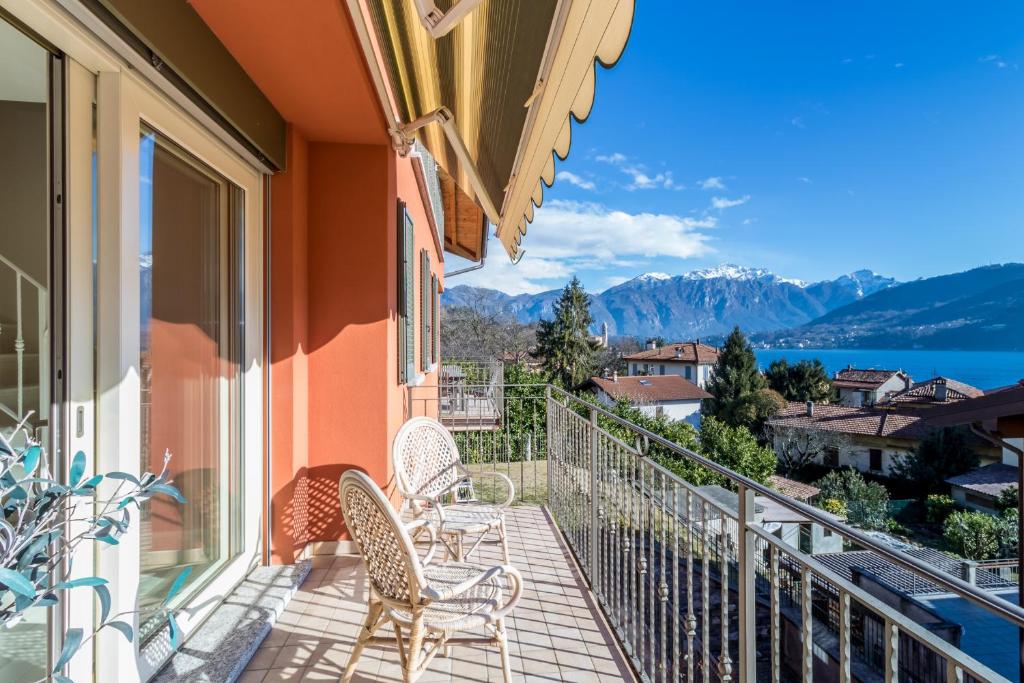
[946,658,964,683]
[702,501,711,683]
[686,489,696,683]
[633,451,641,661]
[672,482,681,683]
[638,461,648,677]
[589,409,600,586]
[801,565,813,682]
[737,485,755,682]
[884,619,898,683]
[770,544,781,683]
[839,589,851,683]
[659,472,668,683]
[718,510,732,682]
[647,464,655,680]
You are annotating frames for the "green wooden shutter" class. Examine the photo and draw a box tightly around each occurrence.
[420,249,430,371]
[397,201,406,383]
[399,205,415,383]
[431,274,439,365]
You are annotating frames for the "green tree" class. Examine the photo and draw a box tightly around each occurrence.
[764,358,833,403]
[943,510,999,560]
[705,327,782,432]
[997,485,1018,512]
[697,416,777,485]
[815,468,890,529]
[893,427,980,496]
[533,277,600,388]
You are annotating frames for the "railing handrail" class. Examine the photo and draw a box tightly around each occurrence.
[544,383,1024,631]
[0,252,45,293]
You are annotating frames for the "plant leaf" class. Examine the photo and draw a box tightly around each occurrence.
[0,568,36,597]
[116,496,136,510]
[150,483,186,504]
[105,471,140,485]
[77,474,103,491]
[163,566,192,606]
[69,451,86,487]
[56,576,108,589]
[20,446,41,474]
[93,534,119,546]
[53,676,73,683]
[52,627,83,672]
[167,612,181,649]
[105,620,133,643]
[94,584,111,623]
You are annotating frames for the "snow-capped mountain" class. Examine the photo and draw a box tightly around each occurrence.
[443,265,897,338]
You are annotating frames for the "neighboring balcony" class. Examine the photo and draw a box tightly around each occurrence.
[250,380,1024,682]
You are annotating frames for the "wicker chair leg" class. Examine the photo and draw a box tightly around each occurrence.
[499,523,510,563]
[403,617,427,683]
[342,600,383,683]
[495,618,513,683]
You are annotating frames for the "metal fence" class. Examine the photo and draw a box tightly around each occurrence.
[543,385,1021,683]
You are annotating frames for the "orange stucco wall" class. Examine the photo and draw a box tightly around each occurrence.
[268,126,443,563]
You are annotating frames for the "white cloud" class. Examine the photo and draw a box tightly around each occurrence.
[711,195,751,210]
[797,176,813,184]
[698,176,725,190]
[455,253,572,295]
[980,54,1009,69]
[742,218,757,225]
[623,166,682,191]
[841,58,853,64]
[555,171,595,191]
[894,62,905,69]
[603,275,632,288]
[790,115,806,128]
[595,152,627,164]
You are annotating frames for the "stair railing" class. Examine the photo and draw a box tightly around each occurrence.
[0,252,48,424]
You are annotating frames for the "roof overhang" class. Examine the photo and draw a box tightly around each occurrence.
[926,382,1024,434]
[351,0,635,261]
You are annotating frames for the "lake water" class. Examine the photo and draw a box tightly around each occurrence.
[753,348,1024,392]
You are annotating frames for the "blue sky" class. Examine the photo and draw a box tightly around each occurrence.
[450,1,1024,295]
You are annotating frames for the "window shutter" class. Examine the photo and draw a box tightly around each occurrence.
[397,201,407,383]
[420,249,430,371]
[402,207,415,382]
[431,274,439,365]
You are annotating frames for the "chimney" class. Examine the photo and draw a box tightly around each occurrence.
[904,374,912,391]
[602,322,609,348]
[675,346,683,359]
[612,370,618,383]
[934,378,948,402]
[806,401,815,417]
[646,339,657,350]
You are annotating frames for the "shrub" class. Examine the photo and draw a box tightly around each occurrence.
[943,510,999,560]
[821,498,847,517]
[815,468,890,529]
[925,494,957,524]
[997,485,1019,512]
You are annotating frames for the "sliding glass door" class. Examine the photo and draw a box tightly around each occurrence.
[136,125,245,640]
[0,15,54,681]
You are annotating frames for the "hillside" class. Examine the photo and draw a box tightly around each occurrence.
[760,264,1024,350]
[443,265,895,338]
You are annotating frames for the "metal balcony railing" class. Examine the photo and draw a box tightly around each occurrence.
[409,379,1024,682]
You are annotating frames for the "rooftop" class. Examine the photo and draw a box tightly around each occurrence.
[768,401,933,440]
[622,341,720,364]
[889,376,984,407]
[588,374,711,403]
[767,474,820,501]
[833,367,908,390]
[946,462,1019,497]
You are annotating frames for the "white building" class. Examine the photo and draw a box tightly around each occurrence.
[833,367,912,407]
[587,374,710,428]
[623,341,720,388]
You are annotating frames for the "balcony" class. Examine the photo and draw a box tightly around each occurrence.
[248,382,1024,682]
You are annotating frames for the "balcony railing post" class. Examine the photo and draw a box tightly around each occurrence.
[737,483,756,682]
[589,407,600,585]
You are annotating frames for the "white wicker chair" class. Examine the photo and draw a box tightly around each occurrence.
[339,470,522,683]
[392,416,514,562]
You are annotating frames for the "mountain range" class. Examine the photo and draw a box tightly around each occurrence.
[443,263,1024,350]
[443,265,896,339]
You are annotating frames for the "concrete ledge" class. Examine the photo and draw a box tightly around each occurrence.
[152,560,311,683]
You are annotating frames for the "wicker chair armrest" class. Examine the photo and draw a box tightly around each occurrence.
[404,518,440,565]
[468,470,515,508]
[421,564,523,610]
[406,493,446,527]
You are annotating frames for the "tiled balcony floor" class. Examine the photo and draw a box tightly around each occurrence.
[240,506,637,682]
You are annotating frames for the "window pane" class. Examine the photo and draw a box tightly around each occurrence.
[138,125,244,640]
[0,16,50,680]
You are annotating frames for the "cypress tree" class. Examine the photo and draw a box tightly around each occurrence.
[533,277,599,387]
[705,327,781,431]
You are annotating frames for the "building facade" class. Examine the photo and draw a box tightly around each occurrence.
[623,340,720,388]
[587,373,710,427]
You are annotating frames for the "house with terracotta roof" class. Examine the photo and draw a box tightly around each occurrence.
[587,373,711,427]
[622,340,720,388]
[888,376,984,409]
[833,366,912,407]
[767,401,1000,477]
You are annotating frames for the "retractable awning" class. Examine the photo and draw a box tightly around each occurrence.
[358,0,635,261]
